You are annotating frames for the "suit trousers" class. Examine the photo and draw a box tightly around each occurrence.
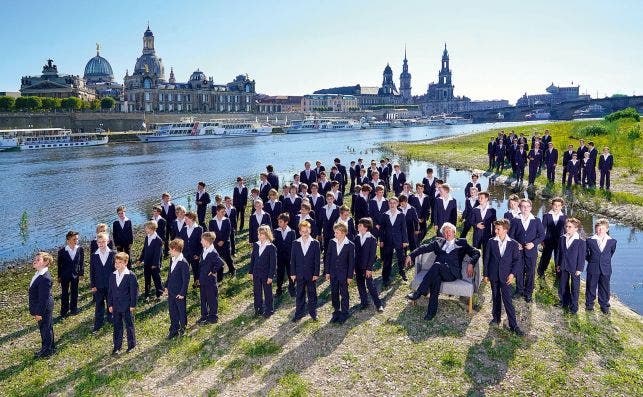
[294,278,318,318]
[355,269,382,308]
[113,310,136,351]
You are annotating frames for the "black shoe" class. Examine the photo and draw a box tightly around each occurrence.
[524,296,532,303]
[330,313,339,323]
[585,306,594,311]
[263,311,273,319]
[423,313,435,321]
[489,319,500,326]
[337,315,348,324]
[111,349,121,356]
[601,308,610,315]
[167,332,179,340]
[310,315,318,321]
[509,327,525,336]
[126,346,136,353]
[377,306,384,313]
[400,273,408,282]
[207,318,218,324]
[254,308,264,317]
[70,310,80,316]
[196,317,208,325]
[406,291,421,301]
[292,316,303,323]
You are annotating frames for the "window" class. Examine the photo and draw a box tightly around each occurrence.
[144,92,150,101]
[177,94,182,102]
[143,78,152,89]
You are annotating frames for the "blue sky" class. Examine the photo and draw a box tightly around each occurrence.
[1,0,641,103]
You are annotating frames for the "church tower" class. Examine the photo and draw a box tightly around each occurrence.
[399,46,412,102]
[379,63,398,96]
[143,23,155,55]
[427,43,454,101]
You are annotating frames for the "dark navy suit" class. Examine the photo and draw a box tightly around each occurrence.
[90,249,115,331]
[165,257,190,334]
[494,145,507,172]
[537,212,567,277]
[401,206,420,251]
[264,200,283,229]
[308,194,325,217]
[460,197,479,239]
[300,169,317,190]
[487,141,496,168]
[433,197,457,236]
[471,207,496,252]
[108,270,138,351]
[57,246,84,316]
[598,154,613,189]
[544,148,558,182]
[380,211,408,284]
[509,216,545,300]
[209,217,234,279]
[294,215,318,239]
[199,249,224,322]
[290,238,321,319]
[196,191,211,227]
[483,237,521,329]
[249,212,272,243]
[319,205,340,252]
[225,205,238,255]
[556,236,586,313]
[353,194,370,221]
[409,193,431,243]
[233,185,248,230]
[274,227,296,295]
[565,160,581,187]
[113,219,134,263]
[29,269,55,355]
[182,226,203,282]
[267,172,279,191]
[282,196,301,228]
[138,234,163,298]
[527,149,542,185]
[154,216,167,247]
[464,182,482,199]
[585,236,617,311]
[258,182,272,203]
[354,233,382,308]
[514,149,527,182]
[324,239,356,321]
[249,243,277,315]
[161,202,177,254]
[392,172,406,196]
[368,198,389,239]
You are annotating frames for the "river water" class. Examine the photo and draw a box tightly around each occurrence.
[1,121,640,312]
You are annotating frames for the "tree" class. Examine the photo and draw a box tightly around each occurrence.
[61,97,82,111]
[41,97,61,111]
[15,96,42,111]
[0,96,15,111]
[100,96,116,110]
[90,99,101,111]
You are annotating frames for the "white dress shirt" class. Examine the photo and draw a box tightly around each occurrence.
[114,268,131,287]
[565,232,579,249]
[30,267,49,287]
[493,236,511,257]
[298,237,311,255]
[170,253,185,273]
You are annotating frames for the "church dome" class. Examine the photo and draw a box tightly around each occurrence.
[134,53,164,78]
[383,64,392,74]
[84,52,114,83]
[190,69,206,81]
[144,26,154,37]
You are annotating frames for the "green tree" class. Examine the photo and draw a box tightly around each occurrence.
[61,97,82,111]
[0,96,15,111]
[100,96,116,110]
[90,99,101,111]
[41,97,61,111]
[15,96,42,111]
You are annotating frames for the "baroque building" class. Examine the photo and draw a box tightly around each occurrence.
[20,59,96,101]
[426,44,454,100]
[399,47,412,102]
[123,25,256,113]
[83,44,122,98]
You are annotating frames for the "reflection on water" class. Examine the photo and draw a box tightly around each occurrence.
[1,121,640,312]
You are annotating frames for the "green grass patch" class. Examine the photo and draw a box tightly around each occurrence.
[240,337,282,358]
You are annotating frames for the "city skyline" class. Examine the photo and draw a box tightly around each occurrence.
[1,0,642,102]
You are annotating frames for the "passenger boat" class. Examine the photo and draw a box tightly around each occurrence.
[0,128,108,150]
[285,116,361,134]
[138,119,273,142]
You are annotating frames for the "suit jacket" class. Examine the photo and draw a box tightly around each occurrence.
[282,196,302,219]
[182,226,204,259]
[199,249,223,284]
[422,177,437,200]
[409,194,431,223]
[165,258,190,296]
[409,238,480,280]
[90,250,116,290]
[154,217,167,240]
[509,217,545,258]
[233,186,248,207]
[545,148,558,167]
[319,206,340,240]
[300,169,317,187]
[392,172,406,196]
[317,180,331,195]
[598,154,613,171]
[171,219,188,241]
[249,243,277,279]
[514,150,527,167]
[113,219,134,246]
[258,182,272,202]
[585,237,616,275]
[161,203,177,224]
[267,172,279,190]
[495,145,507,160]
[588,148,598,167]
[249,212,272,243]
[562,150,574,168]
[433,197,458,228]
[577,145,588,160]
[308,194,325,215]
[483,238,522,282]
[323,239,355,279]
[567,160,581,177]
[353,195,370,221]
[355,234,377,271]
[330,172,344,188]
[541,213,567,243]
[289,239,321,280]
[225,206,238,230]
[337,217,357,241]
[462,197,479,224]
[294,215,318,238]
[464,182,482,198]
[29,270,54,316]
[337,163,348,186]
[209,217,232,247]
[263,200,283,229]
[528,149,542,170]
[274,228,296,263]
[57,246,85,280]
[196,191,211,216]
[108,271,138,312]
[380,211,408,247]
[368,199,389,229]
[401,207,419,242]
[471,207,497,247]
[556,237,586,273]
[138,235,163,266]
[487,141,495,155]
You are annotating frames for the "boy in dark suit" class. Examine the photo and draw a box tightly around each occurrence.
[464,174,482,198]
[598,147,613,190]
[337,205,357,242]
[164,239,190,338]
[504,194,521,220]
[57,230,84,317]
[233,177,248,230]
[354,218,383,311]
[527,142,542,186]
[258,173,272,203]
[224,196,238,256]
[308,183,325,216]
[398,194,419,252]
[368,185,389,240]
[113,206,133,268]
[108,252,138,355]
[556,218,586,314]
[487,136,496,169]
[249,199,272,244]
[433,183,458,237]
[354,185,371,220]
[544,142,558,183]
[198,232,223,324]
[152,206,167,251]
[561,144,575,185]
[184,212,204,288]
[264,189,283,229]
[282,186,302,227]
[585,218,617,314]
[494,141,507,173]
[565,153,581,188]
[300,161,317,190]
[274,214,296,297]
[392,164,406,196]
[410,182,431,243]
[90,223,113,253]
[537,197,566,278]
[161,193,176,257]
[509,199,545,303]
[290,220,321,321]
[90,232,115,332]
[295,202,318,238]
[380,197,409,285]
[460,187,479,239]
[249,225,278,317]
[267,164,279,189]
[196,181,211,228]
[471,192,496,253]
[483,219,524,336]
[138,221,164,301]
[29,252,55,358]
[209,204,235,280]
[324,223,356,324]
[320,193,340,252]
[514,144,527,184]
[334,158,348,195]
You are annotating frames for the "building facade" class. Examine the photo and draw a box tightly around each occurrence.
[517,83,590,106]
[83,44,123,99]
[123,25,256,113]
[301,94,359,112]
[426,44,454,101]
[20,59,96,101]
[256,95,303,113]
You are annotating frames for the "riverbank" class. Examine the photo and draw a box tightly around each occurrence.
[1,203,641,396]
[385,119,643,228]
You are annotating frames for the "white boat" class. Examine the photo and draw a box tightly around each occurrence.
[0,128,108,150]
[285,116,361,134]
[525,110,550,120]
[139,119,272,142]
[367,120,392,129]
[426,113,473,125]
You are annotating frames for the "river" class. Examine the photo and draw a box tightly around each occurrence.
[1,121,640,312]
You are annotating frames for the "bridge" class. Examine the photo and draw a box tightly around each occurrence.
[454,95,643,123]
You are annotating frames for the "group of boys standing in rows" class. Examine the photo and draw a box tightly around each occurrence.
[28,152,617,358]
[487,129,614,189]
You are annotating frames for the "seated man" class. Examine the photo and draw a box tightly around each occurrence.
[404,222,480,321]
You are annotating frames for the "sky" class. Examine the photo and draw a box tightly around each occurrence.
[1,0,641,103]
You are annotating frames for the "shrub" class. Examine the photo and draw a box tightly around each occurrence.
[627,127,641,141]
[578,124,610,137]
[604,107,640,122]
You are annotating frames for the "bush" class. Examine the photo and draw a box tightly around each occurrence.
[0,96,15,111]
[627,127,641,141]
[578,124,610,136]
[604,107,640,122]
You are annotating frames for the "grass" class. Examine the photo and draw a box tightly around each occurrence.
[0,197,642,396]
